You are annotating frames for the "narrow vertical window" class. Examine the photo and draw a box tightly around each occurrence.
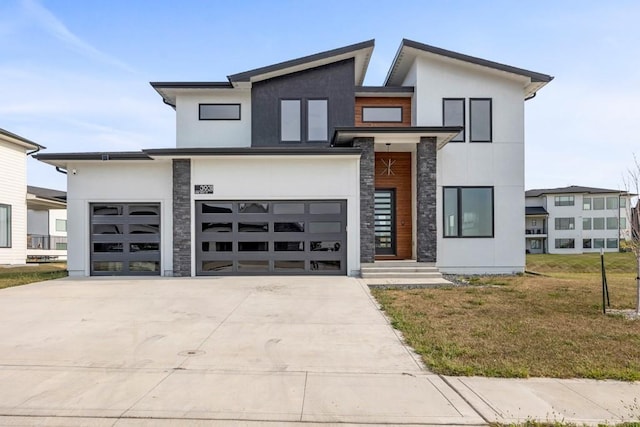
[307,99,328,141]
[281,100,301,142]
[443,188,459,237]
[470,98,492,142]
[443,98,465,142]
[0,204,11,248]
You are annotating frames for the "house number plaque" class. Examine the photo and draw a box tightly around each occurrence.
[194,184,214,194]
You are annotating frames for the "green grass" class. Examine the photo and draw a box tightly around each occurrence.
[372,254,640,381]
[0,263,68,289]
[527,252,637,274]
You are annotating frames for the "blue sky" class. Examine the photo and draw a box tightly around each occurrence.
[1,0,638,192]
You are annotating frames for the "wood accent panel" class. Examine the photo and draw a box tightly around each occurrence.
[355,97,411,127]
[375,152,412,259]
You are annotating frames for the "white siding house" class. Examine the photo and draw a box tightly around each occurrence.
[525,186,632,254]
[0,129,44,265]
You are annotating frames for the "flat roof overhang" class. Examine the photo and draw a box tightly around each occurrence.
[332,126,463,150]
[26,194,66,210]
[34,147,362,168]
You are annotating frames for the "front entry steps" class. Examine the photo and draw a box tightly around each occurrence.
[361,260,452,288]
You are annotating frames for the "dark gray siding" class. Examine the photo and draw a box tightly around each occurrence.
[251,59,355,147]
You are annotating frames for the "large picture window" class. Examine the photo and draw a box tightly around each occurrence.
[0,204,10,248]
[443,187,494,238]
[281,99,328,142]
[554,195,574,206]
[443,98,465,142]
[470,98,492,142]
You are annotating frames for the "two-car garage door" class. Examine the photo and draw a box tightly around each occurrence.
[89,200,347,276]
[196,200,346,275]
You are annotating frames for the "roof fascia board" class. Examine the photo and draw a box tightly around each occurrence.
[385,38,553,89]
[227,39,375,85]
[0,128,45,150]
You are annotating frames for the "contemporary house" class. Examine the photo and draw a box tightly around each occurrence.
[0,128,44,265]
[26,186,67,261]
[525,186,632,254]
[36,39,553,277]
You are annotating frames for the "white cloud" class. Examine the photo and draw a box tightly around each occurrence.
[20,0,137,73]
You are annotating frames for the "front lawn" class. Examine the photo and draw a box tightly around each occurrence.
[0,263,68,290]
[372,253,640,380]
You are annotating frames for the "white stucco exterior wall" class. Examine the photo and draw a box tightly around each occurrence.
[65,160,173,276]
[0,141,28,265]
[176,90,251,148]
[191,155,361,275]
[409,55,528,273]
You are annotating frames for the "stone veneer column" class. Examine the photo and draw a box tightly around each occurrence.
[417,137,437,262]
[172,159,191,276]
[354,138,375,263]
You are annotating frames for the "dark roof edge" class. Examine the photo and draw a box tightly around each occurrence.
[150,82,233,89]
[356,86,414,93]
[228,39,375,82]
[333,126,463,134]
[34,152,152,161]
[0,128,45,150]
[385,38,554,85]
[525,186,632,197]
[144,147,362,156]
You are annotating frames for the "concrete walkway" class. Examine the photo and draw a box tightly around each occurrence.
[0,276,638,426]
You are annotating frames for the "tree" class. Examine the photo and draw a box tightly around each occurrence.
[623,154,640,315]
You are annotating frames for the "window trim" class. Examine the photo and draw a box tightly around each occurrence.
[199,103,241,121]
[361,106,403,123]
[442,186,495,238]
[0,204,10,248]
[307,98,329,142]
[469,98,493,143]
[442,98,465,142]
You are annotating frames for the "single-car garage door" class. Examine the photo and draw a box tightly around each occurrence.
[90,203,161,276]
[196,200,346,275]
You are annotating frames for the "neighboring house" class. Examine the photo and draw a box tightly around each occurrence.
[26,186,67,261]
[0,128,44,265]
[525,186,632,254]
[36,39,553,277]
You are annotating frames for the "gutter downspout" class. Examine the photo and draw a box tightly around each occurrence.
[26,145,42,156]
[525,92,537,102]
[55,167,67,175]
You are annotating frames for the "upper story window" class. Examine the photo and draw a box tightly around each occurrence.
[443,187,494,238]
[592,197,605,210]
[362,107,402,123]
[554,195,574,206]
[0,204,10,248]
[555,217,575,230]
[56,219,67,232]
[606,197,619,210]
[307,99,328,141]
[470,98,492,142]
[442,98,465,142]
[583,198,591,210]
[620,198,627,208]
[199,104,241,120]
[280,99,328,143]
[281,100,301,141]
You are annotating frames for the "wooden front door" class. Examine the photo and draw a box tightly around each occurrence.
[374,152,412,259]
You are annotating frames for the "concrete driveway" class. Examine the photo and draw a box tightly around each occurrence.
[0,276,483,426]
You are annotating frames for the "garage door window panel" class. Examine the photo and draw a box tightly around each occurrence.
[274,241,304,251]
[90,203,161,276]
